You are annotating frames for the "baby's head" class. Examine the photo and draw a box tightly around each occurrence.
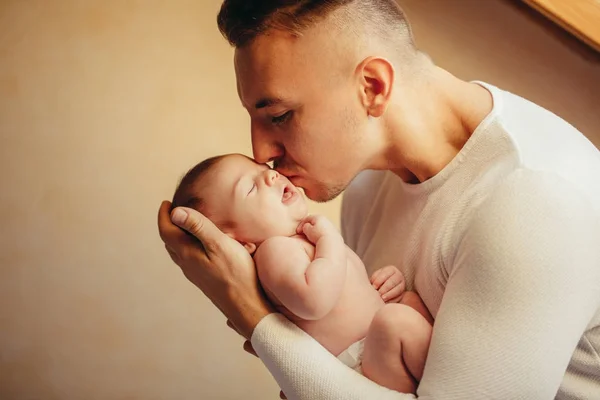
[172,154,308,253]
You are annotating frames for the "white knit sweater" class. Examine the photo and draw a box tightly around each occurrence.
[251,82,600,399]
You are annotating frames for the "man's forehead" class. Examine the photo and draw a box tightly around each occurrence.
[235,30,297,67]
[233,33,308,106]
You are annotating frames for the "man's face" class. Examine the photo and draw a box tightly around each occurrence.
[234,29,373,202]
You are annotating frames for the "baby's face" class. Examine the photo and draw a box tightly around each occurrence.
[202,155,308,246]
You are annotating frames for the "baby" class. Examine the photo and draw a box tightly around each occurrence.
[172,153,433,394]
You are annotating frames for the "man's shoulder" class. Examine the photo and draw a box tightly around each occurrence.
[465,168,598,237]
[453,167,600,284]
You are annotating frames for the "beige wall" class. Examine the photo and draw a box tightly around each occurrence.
[1,1,598,399]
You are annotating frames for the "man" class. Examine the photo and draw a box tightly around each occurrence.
[158,1,600,399]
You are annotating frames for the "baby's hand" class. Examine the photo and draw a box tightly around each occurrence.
[370,265,406,303]
[296,215,339,244]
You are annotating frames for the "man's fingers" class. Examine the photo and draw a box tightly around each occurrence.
[170,206,225,256]
[158,201,194,254]
[165,244,181,264]
[229,324,257,357]
[243,340,258,357]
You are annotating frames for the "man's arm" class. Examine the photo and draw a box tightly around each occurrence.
[251,171,600,400]
[417,171,600,398]
[255,216,347,320]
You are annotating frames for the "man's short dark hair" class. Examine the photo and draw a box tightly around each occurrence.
[217,0,414,49]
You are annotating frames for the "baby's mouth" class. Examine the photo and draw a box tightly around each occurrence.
[282,185,295,203]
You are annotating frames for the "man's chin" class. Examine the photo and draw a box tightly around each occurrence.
[303,183,345,203]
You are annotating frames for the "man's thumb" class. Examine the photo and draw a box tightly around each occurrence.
[171,208,189,226]
[171,206,217,242]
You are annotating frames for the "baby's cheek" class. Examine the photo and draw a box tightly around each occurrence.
[257,216,280,238]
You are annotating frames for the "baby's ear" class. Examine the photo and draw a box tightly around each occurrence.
[242,242,257,255]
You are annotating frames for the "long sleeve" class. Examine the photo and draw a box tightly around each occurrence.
[251,313,415,400]
[251,170,600,400]
[417,170,600,398]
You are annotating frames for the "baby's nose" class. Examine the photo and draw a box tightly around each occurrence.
[265,169,279,185]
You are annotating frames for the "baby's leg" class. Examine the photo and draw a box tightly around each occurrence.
[361,304,432,393]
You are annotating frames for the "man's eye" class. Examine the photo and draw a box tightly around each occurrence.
[271,111,292,125]
[247,184,256,195]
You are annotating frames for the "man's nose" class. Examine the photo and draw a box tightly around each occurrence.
[264,169,279,186]
[251,122,283,164]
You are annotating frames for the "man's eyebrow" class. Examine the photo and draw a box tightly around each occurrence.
[255,97,283,109]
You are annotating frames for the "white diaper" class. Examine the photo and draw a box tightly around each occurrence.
[337,338,366,373]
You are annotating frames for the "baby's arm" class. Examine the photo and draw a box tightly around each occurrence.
[255,216,347,320]
[370,265,434,324]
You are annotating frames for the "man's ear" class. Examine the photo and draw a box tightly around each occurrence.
[356,56,395,118]
[242,242,257,255]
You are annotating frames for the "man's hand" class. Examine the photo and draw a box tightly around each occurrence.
[370,265,406,303]
[296,214,341,245]
[158,201,274,339]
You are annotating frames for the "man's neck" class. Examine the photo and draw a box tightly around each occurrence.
[382,67,493,184]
